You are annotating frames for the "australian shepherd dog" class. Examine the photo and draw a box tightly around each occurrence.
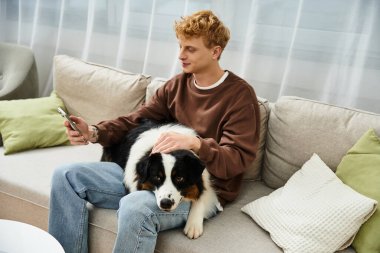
[101,119,220,239]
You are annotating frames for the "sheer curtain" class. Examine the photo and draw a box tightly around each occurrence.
[0,0,379,113]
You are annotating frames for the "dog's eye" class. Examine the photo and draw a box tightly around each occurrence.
[153,176,161,182]
[175,176,184,183]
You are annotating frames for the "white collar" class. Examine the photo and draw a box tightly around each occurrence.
[193,71,229,90]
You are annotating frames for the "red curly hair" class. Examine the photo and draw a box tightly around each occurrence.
[174,10,230,50]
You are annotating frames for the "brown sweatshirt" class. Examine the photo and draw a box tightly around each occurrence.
[96,71,260,205]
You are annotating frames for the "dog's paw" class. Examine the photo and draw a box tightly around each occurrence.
[184,219,203,239]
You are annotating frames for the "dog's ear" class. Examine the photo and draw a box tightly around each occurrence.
[136,155,150,183]
[184,153,205,179]
[136,153,162,183]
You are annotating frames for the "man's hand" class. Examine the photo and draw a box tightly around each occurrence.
[64,116,90,145]
[151,132,201,154]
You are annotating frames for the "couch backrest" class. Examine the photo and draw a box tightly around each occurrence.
[146,78,270,181]
[262,96,380,189]
[54,55,151,125]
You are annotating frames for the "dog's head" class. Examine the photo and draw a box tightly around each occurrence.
[136,150,205,211]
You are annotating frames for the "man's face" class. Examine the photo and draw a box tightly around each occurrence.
[177,36,218,74]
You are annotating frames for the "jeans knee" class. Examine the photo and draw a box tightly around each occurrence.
[53,162,78,177]
[118,192,159,234]
[51,163,89,192]
[52,164,73,185]
[119,191,156,218]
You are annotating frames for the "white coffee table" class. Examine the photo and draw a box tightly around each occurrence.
[0,219,64,253]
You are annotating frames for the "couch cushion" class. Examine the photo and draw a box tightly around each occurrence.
[336,128,380,253]
[263,96,380,188]
[155,181,281,253]
[145,77,167,102]
[0,144,103,208]
[0,92,69,154]
[242,153,376,253]
[54,55,151,125]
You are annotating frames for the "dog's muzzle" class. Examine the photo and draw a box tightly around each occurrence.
[160,198,175,211]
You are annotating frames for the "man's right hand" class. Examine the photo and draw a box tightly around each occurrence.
[64,116,90,145]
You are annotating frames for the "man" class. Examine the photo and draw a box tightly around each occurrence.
[49,10,260,253]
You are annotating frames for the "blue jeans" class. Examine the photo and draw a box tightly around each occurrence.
[48,162,218,253]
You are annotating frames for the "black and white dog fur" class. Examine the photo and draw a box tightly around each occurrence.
[101,119,221,239]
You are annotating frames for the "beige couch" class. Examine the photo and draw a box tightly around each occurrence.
[1,55,379,253]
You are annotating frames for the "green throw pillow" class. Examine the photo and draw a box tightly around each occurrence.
[336,128,380,253]
[0,92,70,155]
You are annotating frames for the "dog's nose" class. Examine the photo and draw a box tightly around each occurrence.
[160,198,174,210]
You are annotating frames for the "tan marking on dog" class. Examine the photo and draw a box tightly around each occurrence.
[183,185,200,200]
[138,182,155,191]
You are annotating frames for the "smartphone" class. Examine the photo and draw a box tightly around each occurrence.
[57,107,82,134]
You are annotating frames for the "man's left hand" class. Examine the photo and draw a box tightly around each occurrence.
[151,132,201,154]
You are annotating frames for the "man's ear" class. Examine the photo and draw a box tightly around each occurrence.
[212,46,222,60]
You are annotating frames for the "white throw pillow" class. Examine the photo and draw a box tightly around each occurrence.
[241,153,377,253]
[145,77,167,103]
[54,55,151,125]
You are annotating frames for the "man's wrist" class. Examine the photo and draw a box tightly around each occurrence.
[88,125,99,143]
[192,136,201,155]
